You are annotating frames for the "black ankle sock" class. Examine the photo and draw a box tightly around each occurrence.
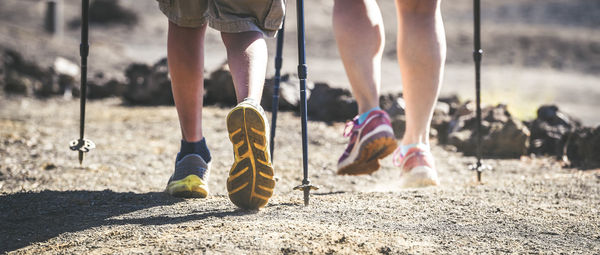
[177,138,211,163]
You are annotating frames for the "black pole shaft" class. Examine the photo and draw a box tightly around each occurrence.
[77,0,90,164]
[296,0,311,205]
[270,24,285,163]
[80,0,89,140]
[473,0,483,182]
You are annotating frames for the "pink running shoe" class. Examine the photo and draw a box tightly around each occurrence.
[393,146,440,188]
[337,110,397,175]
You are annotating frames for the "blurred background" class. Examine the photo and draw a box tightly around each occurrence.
[0,0,598,124]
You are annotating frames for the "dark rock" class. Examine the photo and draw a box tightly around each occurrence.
[432,101,452,144]
[53,57,79,98]
[379,93,403,116]
[528,105,581,158]
[383,96,450,141]
[122,58,173,105]
[2,50,57,97]
[68,0,137,28]
[0,50,4,93]
[383,96,447,140]
[32,71,62,98]
[383,97,406,139]
[438,94,461,115]
[3,50,47,79]
[90,0,137,26]
[59,74,77,98]
[307,83,357,122]
[204,63,237,106]
[564,126,600,169]
[88,72,126,99]
[448,103,530,158]
[390,114,406,139]
[434,101,451,116]
[382,95,405,119]
[262,73,313,112]
[4,70,33,95]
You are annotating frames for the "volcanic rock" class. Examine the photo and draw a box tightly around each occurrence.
[448,103,530,158]
[432,101,452,144]
[90,0,137,26]
[307,83,357,122]
[204,63,237,106]
[528,105,581,158]
[122,58,173,105]
[438,94,461,116]
[261,73,313,112]
[384,97,406,139]
[2,50,57,97]
[379,93,404,116]
[564,126,600,169]
[87,72,126,99]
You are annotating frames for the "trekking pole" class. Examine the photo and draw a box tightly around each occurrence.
[469,0,490,182]
[69,0,95,165]
[292,0,318,206]
[270,23,285,163]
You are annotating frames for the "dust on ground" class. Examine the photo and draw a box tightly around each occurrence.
[1,0,600,253]
[1,97,599,254]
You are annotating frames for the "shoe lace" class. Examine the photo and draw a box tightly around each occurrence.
[392,148,405,167]
[342,118,359,137]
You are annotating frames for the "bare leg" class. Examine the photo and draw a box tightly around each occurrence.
[222,31,274,209]
[395,0,446,146]
[168,22,207,142]
[221,31,268,103]
[333,0,384,114]
[333,0,397,176]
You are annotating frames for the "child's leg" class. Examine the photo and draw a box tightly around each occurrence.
[165,21,212,198]
[221,31,268,103]
[221,31,274,210]
[168,22,208,143]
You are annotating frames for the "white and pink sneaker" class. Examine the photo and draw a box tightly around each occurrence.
[393,145,440,188]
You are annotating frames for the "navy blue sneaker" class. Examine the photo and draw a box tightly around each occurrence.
[166,154,210,198]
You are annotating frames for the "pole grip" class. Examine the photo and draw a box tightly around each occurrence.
[297,64,308,80]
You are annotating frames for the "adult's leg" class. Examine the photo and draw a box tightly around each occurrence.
[168,22,208,142]
[221,31,268,102]
[395,0,446,146]
[333,0,397,176]
[333,0,384,114]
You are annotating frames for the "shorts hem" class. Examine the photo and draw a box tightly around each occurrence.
[209,19,278,38]
[159,2,209,28]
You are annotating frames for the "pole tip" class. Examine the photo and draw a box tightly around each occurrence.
[78,151,83,165]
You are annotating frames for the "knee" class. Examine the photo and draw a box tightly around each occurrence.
[395,0,439,15]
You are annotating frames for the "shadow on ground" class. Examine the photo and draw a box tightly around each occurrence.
[0,190,244,253]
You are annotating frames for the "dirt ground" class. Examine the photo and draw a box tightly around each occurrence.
[1,0,600,254]
[1,97,599,254]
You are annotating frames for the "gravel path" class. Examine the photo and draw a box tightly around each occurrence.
[1,98,599,254]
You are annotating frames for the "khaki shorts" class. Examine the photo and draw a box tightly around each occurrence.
[157,0,285,37]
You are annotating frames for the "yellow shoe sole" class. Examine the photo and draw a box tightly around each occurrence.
[166,174,209,198]
[226,105,275,209]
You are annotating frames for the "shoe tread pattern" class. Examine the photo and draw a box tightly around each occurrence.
[227,106,275,209]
